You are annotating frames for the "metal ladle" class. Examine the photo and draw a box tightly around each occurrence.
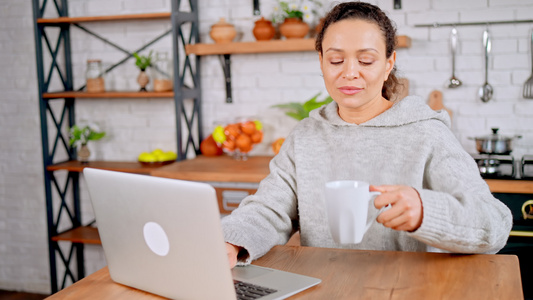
[478,29,493,102]
[447,27,462,88]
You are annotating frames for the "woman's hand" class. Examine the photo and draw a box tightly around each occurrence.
[226,242,240,269]
[370,185,423,232]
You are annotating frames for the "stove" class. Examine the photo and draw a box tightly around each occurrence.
[521,155,533,180]
[471,154,533,298]
[471,153,533,179]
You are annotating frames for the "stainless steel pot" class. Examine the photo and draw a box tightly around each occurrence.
[469,128,522,155]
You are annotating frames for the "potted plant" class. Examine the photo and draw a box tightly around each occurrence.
[133,51,153,91]
[272,92,332,120]
[69,124,106,163]
[270,92,332,154]
[271,0,323,39]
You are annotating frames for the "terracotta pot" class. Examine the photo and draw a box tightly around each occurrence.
[253,17,276,41]
[315,17,325,36]
[137,70,149,91]
[210,18,237,43]
[78,144,90,164]
[279,17,309,39]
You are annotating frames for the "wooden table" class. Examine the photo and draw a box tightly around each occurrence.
[45,245,522,299]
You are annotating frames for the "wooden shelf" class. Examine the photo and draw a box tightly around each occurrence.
[185,35,412,56]
[485,179,533,194]
[37,12,171,24]
[42,91,174,99]
[52,226,101,244]
[47,160,174,174]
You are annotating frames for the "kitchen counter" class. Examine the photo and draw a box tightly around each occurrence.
[152,155,533,194]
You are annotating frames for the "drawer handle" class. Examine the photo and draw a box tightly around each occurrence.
[222,190,249,212]
[522,200,533,220]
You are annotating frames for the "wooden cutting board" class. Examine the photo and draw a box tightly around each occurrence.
[427,90,453,118]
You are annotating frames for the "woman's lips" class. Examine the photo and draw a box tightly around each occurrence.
[338,86,362,95]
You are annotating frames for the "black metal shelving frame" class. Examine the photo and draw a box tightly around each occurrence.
[31,0,201,293]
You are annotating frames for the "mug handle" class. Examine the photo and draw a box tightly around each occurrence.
[364,191,382,233]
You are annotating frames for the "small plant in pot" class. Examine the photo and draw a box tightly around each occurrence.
[271,92,332,121]
[69,124,106,163]
[133,51,153,91]
[270,92,332,154]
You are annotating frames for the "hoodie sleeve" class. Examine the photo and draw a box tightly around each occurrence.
[408,123,512,254]
[221,132,299,264]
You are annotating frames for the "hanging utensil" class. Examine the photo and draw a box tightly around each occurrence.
[447,27,462,88]
[523,30,533,99]
[478,28,493,102]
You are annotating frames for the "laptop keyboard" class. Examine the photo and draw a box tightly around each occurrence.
[234,280,278,300]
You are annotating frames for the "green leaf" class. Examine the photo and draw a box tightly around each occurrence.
[87,131,106,141]
[271,92,333,121]
[286,112,305,120]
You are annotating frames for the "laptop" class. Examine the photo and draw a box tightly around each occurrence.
[83,168,321,300]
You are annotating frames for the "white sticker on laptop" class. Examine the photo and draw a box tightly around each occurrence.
[143,222,170,256]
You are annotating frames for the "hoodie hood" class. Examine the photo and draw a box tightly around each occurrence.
[310,95,451,128]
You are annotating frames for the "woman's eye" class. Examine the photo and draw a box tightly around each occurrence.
[359,60,373,66]
[330,60,343,65]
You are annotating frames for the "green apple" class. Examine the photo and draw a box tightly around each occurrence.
[160,151,177,161]
[253,120,263,131]
[138,152,157,163]
[212,125,226,144]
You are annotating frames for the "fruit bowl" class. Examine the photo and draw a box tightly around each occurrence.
[139,160,174,167]
[212,119,263,160]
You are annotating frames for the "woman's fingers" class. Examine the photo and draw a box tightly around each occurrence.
[372,185,423,232]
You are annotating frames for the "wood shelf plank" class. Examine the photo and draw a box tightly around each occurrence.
[485,179,533,194]
[47,161,174,174]
[42,91,174,99]
[185,35,412,56]
[37,12,171,24]
[52,226,101,244]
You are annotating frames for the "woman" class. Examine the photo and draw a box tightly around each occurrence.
[223,2,512,268]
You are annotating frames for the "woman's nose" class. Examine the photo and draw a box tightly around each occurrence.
[343,60,359,80]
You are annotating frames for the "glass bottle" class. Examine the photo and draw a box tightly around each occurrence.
[85,59,105,93]
[152,51,173,92]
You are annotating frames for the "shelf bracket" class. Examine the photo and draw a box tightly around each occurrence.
[218,54,233,103]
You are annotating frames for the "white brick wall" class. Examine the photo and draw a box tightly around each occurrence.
[2,0,533,295]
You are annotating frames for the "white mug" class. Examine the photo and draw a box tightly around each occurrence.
[324,180,381,244]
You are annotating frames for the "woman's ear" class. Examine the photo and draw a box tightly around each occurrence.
[384,51,396,81]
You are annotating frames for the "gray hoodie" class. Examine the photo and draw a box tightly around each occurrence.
[222,96,512,264]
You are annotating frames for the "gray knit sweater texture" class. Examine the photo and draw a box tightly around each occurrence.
[222,96,513,264]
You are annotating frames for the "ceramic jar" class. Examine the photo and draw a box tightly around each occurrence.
[279,17,309,39]
[253,17,275,41]
[210,18,237,43]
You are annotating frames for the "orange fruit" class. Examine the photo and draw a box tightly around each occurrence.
[222,138,236,151]
[272,137,285,155]
[241,121,256,135]
[251,130,263,143]
[200,135,223,156]
[224,124,241,138]
[236,134,253,152]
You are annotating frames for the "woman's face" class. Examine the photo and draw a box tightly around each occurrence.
[319,18,395,114]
